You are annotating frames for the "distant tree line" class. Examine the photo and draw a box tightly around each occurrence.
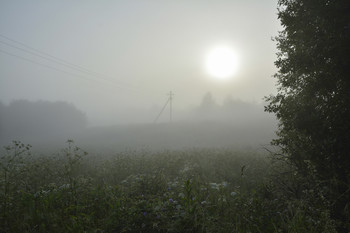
[0,100,87,144]
[193,92,274,124]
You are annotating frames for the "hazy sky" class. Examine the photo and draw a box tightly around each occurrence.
[0,0,280,125]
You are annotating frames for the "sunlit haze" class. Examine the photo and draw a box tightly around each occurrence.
[0,1,347,230]
[205,46,239,80]
[0,0,280,150]
[0,0,280,126]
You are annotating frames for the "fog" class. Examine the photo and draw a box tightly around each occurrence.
[0,0,280,152]
[0,97,276,153]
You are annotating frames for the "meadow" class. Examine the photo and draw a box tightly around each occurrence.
[1,140,336,233]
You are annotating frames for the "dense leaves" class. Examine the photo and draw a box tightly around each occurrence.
[265,0,350,230]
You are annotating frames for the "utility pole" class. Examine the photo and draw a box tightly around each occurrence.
[153,91,174,123]
[168,91,174,123]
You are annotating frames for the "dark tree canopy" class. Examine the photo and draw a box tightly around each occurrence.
[265,0,350,229]
[0,100,87,143]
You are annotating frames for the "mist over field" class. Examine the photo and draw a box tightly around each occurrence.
[0,0,280,153]
[1,0,348,232]
[0,96,276,152]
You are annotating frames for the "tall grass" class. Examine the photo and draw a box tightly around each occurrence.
[0,141,336,232]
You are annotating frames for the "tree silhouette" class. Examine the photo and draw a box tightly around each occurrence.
[0,100,87,143]
[199,92,217,110]
[265,0,350,230]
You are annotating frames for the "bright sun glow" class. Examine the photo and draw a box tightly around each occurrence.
[205,46,239,80]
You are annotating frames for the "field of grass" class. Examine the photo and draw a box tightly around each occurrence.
[0,140,337,233]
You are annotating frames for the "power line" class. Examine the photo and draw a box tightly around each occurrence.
[0,33,136,90]
[0,33,167,100]
[0,39,108,80]
[0,48,136,92]
[168,91,174,122]
[153,91,174,123]
[2,43,171,119]
[154,98,170,123]
[0,34,104,76]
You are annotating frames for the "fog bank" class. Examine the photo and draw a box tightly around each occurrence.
[0,96,277,153]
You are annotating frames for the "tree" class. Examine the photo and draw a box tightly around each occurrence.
[0,100,87,143]
[199,92,217,110]
[265,0,350,230]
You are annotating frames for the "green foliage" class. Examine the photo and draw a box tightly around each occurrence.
[0,141,32,231]
[0,141,337,232]
[265,0,350,230]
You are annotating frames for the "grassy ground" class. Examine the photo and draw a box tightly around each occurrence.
[0,141,337,232]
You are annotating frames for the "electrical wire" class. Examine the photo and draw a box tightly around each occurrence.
[0,34,112,78]
[153,97,170,123]
[0,48,137,92]
[0,33,167,113]
[0,33,137,91]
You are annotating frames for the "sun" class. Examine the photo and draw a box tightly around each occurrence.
[205,46,239,80]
